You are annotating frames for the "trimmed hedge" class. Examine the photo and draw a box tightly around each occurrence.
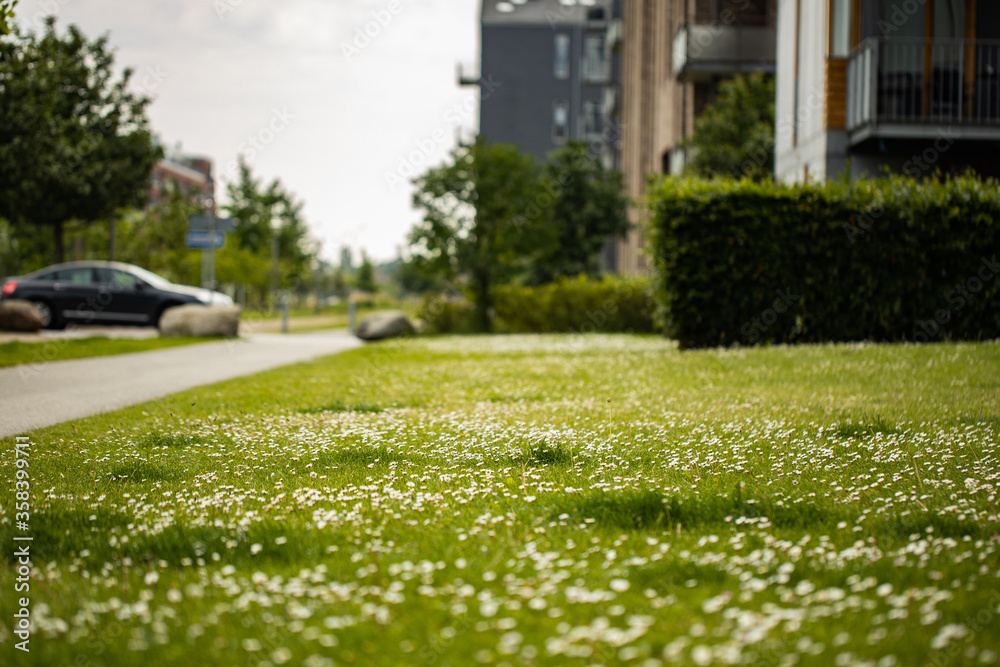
[647,175,1000,348]
[417,275,656,335]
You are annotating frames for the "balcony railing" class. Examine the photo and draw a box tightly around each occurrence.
[847,37,1000,142]
[673,24,776,82]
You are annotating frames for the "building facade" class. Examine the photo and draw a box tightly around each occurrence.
[615,0,776,274]
[467,0,620,164]
[775,0,1000,183]
[150,146,215,211]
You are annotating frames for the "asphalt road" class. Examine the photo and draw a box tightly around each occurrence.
[0,330,362,437]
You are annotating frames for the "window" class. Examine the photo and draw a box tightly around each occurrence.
[54,268,94,284]
[554,34,570,80]
[582,101,603,138]
[553,101,569,142]
[831,0,851,57]
[96,268,139,290]
[582,35,607,81]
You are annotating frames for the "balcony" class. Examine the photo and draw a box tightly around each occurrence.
[673,24,776,82]
[605,19,623,55]
[846,37,1000,145]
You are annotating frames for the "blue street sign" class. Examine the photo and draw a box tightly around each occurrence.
[189,215,236,233]
[186,230,226,249]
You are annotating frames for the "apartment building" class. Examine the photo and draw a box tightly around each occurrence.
[464,0,778,275]
[150,149,215,210]
[615,0,777,274]
[465,0,620,164]
[775,0,1000,183]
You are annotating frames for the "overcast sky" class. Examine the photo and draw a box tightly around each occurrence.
[15,0,481,264]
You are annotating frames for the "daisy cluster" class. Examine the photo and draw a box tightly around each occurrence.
[1,336,997,667]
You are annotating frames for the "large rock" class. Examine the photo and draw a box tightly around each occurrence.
[0,299,44,332]
[355,311,415,341]
[159,305,241,338]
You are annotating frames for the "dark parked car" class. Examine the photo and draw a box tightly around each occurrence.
[0,261,233,329]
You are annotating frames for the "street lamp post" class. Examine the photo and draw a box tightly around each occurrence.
[313,257,322,316]
[199,196,216,291]
[270,212,281,300]
[270,204,288,333]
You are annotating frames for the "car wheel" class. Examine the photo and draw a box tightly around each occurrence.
[31,300,64,330]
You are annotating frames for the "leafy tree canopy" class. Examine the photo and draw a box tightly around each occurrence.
[531,141,629,283]
[0,1,16,35]
[355,252,376,293]
[222,158,314,294]
[682,73,775,181]
[409,137,548,332]
[0,17,161,261]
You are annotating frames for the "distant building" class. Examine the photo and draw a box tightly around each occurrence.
[464,0,621,166]
[150,143,215,210]
[775,0,1000,183]
[615,0,776,274]
[463,0,778,275]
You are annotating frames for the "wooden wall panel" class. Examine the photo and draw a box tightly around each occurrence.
[825,59,847,129]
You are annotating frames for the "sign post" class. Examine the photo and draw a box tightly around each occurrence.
[188,215,236,291]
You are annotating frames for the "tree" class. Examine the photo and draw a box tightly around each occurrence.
[355,252,376,293]
[410,138,548,332]
[331,267,348,300]
[0,1,17,35]
[115,183,201,286]
[223,159,314,303]
[0,18,161,262]
[682,73,775,181]
[531,141,629,283]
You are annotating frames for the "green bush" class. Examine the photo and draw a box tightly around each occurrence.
[647,174,1000,348]
[417,275,656,334]
[416,296,479,335]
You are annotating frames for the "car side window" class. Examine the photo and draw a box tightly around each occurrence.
[96,268,139,289]
[110,270,139,290]
[55,268,94,284]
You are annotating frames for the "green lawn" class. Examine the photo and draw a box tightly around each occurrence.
[1,336,998,666]
[0,337,213,368]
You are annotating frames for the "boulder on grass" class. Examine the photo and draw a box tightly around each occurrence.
[0,299,44,332]
[355,311,415,341]
[159,305,241,338]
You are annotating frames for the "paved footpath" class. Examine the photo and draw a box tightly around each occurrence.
[0,330,361,437]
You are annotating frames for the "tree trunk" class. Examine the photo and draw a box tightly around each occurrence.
[108,212,116,262]
[474,269,493,334]
[53,221,65,263]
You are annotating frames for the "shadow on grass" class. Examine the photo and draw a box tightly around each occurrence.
[2,510,330,567]
[551,489,986,540]
[300,400,386,415]
[511,443,574,467]
[956,414,1000,427]
[309,445,419,469]
[102,460,177,484]
[135,433,199,448]
[834,412,899,439]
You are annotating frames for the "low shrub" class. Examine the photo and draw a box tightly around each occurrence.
[647,174,1000,348]
[416,275,656,334]
[416,296,479,335]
